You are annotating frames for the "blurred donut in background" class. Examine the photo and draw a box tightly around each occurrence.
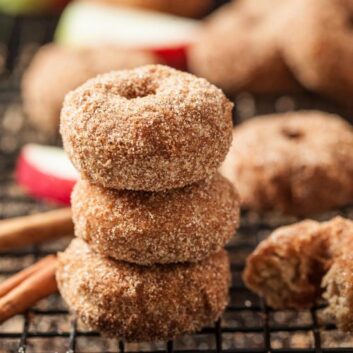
[88,0,213,18]
[220,111,353,216]
[22,44,159,135]
[280,0,353,105]
[188,0,300,96]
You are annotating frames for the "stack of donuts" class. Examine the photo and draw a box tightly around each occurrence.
[56,65,240,341]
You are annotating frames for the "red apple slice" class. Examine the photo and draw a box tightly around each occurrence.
[55,1,199,70]
[16,144,78,205]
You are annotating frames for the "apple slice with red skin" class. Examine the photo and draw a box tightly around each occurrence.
[16,144,78,205]
[55,1,199,70]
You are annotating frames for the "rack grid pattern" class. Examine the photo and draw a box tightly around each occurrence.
[3,207,353,352]
[1,4,353,352]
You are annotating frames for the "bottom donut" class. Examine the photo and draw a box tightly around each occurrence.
[56,238,231,341]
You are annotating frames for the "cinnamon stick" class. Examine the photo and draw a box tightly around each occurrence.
[0,208,73,250]
[0,257,58,323]
[0,255,56,297]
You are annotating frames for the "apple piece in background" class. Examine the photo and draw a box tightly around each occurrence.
[16,144,78,205]
[88,0,212,18]
[0,0,70,15]
[55,1,199,70]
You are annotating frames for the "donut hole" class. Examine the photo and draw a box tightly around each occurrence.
[119,78,157,100]
[123,86,157,99]
[281,126,304,140]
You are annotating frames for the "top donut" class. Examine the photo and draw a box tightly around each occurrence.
[60,65,233,191]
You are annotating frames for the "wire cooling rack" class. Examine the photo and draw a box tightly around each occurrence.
[2,4,353,353]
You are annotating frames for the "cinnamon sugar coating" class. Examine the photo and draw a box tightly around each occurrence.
[60,65,233,191]
[220,111,353,215]
[188,0,300,95]
[56,238,231,341]
[22,44,159,135]
[244,217,353,331]
[71,173,240,265]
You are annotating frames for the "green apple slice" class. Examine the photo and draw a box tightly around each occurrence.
[55,1,198,49]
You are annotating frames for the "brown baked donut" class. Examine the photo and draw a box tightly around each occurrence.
[90,0,212,18]
[56,238,231,341]
[220,111,353,215]
[279,0,353,105]
[243,217,353,310]
[244,219,322,309]
[71,173,240,265]
[188,0,300,95]
[22,44,159,135]
[60,65,233,191]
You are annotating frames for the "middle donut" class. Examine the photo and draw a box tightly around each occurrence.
[72,173,240,265]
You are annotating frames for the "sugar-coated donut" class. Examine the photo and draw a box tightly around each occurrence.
[22,44,159,135]
[60,65,233,191]
[56,238,231,341]
[92,0,212,18]
[71,173,240,265]
[244,217,353,309]
[244,216,353,332]
[244,219,322,309]
[188,0,300,95]
[280,0,353,105]
[220,111,353,215]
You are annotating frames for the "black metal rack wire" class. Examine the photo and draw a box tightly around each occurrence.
[2,4,353,353]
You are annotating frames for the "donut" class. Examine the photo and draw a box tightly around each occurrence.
[323,252,353,332]
[56,238,231,341]
[71,173,240,265]
[243,217,353,310]
[245,216,353,331]
[279,0,353,105]
[220,111,353,215]
[244,219,322,309]
[60,65,233,191]
[89,0,212,18]
[22,44,159,135]
[188,0,300,95]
